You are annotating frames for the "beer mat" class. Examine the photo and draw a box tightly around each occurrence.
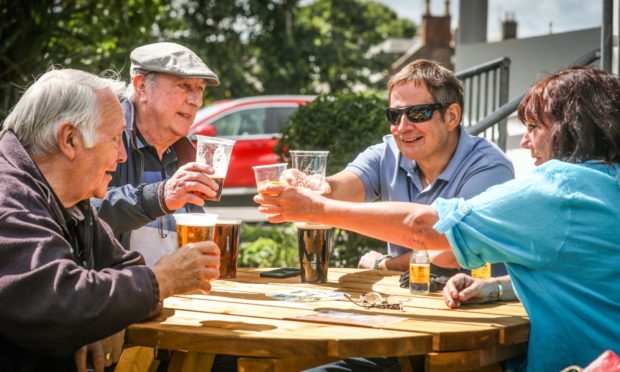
[287,310,407,327]
[266,289,346,302]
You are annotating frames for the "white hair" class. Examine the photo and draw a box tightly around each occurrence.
[123,68,158,101]
[2,68,126,156]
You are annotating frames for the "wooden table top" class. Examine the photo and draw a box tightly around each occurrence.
[126,268,529,365]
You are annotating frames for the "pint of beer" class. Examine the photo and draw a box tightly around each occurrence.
[196,135,236,201]
[173,213,218,247]
[213,219,242,278]
[296,222,332,283]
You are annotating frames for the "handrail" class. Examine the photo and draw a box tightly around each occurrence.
[456,56,511,149]
[467,48,601,137]
[456,57,511,80]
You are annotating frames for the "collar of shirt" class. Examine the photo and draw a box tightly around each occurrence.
[394,125,475,192]
[124,99,178,168]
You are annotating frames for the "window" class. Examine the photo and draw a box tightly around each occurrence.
[266,107,297,134]
[212,108,267,136]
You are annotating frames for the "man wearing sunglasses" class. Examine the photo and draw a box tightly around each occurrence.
[318,59,514,278]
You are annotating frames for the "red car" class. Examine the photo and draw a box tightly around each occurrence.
[189,95,316,192]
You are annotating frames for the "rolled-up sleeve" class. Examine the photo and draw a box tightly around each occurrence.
[431,172,571,271]
[345,143,385,202]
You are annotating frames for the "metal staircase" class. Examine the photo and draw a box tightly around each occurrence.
[457,49,602,153]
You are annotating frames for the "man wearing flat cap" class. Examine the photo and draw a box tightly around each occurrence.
[93,42,221,265]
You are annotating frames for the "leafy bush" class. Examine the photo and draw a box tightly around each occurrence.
[238,223,297,268]
[272,92,391,267]
[275,92,390,175]
[238,222,385,269]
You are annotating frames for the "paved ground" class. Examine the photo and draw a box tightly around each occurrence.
[204,194,266,222]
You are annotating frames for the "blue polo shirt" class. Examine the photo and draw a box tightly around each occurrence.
[346,125,514,258]
[433,160,620,371]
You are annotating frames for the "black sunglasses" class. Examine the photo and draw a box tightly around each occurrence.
[385,103,444,125]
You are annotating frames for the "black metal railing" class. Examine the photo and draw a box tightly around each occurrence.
[463,49,601,150]
[456,57,511,151]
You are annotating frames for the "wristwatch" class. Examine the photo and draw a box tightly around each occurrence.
[373,255,392,270]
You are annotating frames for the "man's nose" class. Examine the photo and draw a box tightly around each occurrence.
[117,139,128,163]
[396,115,415,131]
[188,90,203,107]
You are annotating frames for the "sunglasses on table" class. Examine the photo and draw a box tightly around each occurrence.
[385,103,444,125]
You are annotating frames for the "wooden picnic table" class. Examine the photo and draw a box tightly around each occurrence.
[117,268,529,371]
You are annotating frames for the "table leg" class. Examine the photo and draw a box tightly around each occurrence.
[116,346,159,372]
[167,351,215,372]
[425,342,527,371]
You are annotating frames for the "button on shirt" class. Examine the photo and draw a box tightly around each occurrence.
[345,125,514,257]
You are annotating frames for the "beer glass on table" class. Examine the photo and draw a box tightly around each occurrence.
[213,218,242,279]
[296,222,332,283]
[195,135,236,201]
[290,150,332,283]
[173,213,218,247]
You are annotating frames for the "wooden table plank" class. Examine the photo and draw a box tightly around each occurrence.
[167,294,501,351]
[425,342,528,371]
[173,272,529,350]
[124,268,529,371]
[127,308,432,359]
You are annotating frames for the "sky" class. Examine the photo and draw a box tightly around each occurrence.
[374,0,602,41]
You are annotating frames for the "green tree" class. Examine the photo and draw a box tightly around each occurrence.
[283,0,416,93]
[169,0,416,99]
[166,0,261,100]
[0,0,176,119]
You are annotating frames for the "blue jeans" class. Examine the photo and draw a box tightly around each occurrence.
[304,357,402,372]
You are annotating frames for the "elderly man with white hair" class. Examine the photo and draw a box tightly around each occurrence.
[0,68,220,371]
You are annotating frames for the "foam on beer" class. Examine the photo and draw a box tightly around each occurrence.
[173,213,218,226]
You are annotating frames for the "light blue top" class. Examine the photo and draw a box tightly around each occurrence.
[433,160,620,371]
[346,125,514,256]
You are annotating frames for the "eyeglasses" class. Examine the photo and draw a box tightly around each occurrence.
[344,292,403,311]
[385,103,444,125]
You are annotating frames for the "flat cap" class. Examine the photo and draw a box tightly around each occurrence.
[130,42,220,86]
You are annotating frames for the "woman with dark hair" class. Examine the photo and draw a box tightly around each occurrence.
[255,67,620,371]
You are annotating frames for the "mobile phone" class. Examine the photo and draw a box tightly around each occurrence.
[260,268,301,279]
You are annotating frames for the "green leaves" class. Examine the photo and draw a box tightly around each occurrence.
[0,0,416,118]
[238,223,298,268]
[276,92,389,174]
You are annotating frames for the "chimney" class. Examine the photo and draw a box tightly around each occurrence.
[424,0,431,16]
[444,0,450,16]
[421,0,451,46]
[502,11,517,40]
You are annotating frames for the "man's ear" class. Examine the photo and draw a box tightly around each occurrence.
[133,74,148,103]
[57,123,82,160]
[445,103,462,131]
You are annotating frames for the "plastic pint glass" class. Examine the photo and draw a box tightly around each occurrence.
[296,222,332,283]
[195,136,236,201]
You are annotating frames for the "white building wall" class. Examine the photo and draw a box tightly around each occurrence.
[455,28,600,100]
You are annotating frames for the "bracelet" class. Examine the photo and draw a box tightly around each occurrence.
[496,282,504,301]
[373,255,392,270]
